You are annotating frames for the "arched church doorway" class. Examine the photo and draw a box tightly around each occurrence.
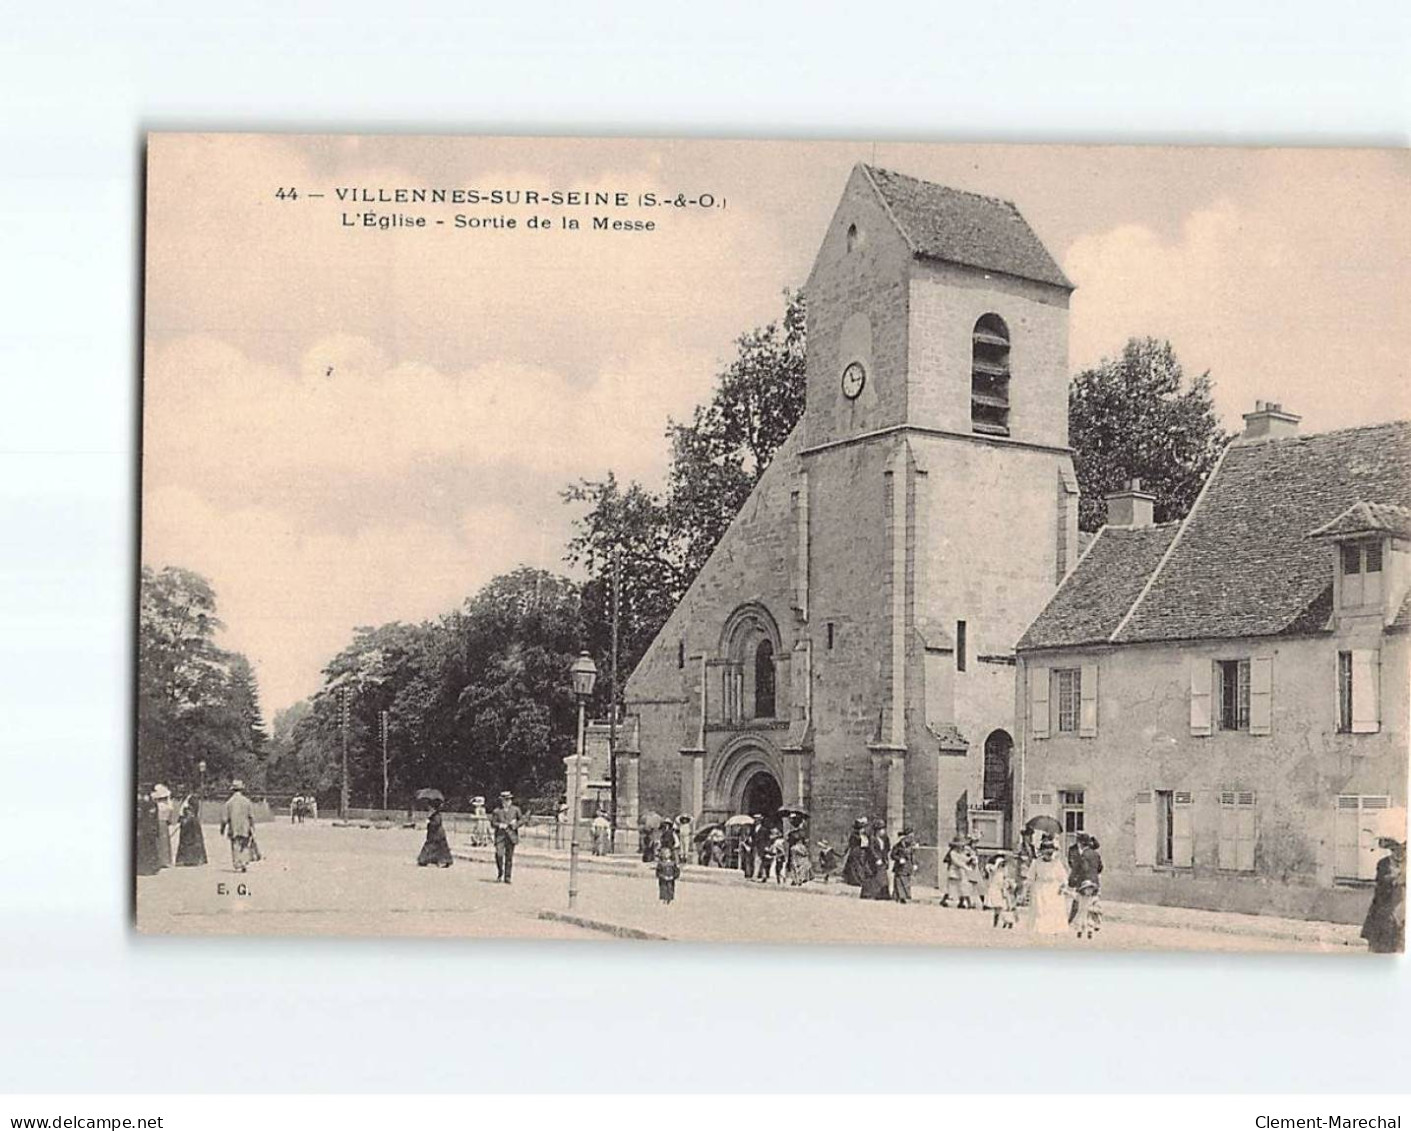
[982,729,1014,842]
[741,770,782,817]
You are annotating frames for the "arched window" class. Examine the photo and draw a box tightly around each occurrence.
[971,313,1010,436]
[846,223,860,252]
[754,639,776,719]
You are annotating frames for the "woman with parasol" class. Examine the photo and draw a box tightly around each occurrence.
[416,790,453,868]
[1026,835,1070,935]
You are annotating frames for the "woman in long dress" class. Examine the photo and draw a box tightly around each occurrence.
[152,786,174,869]
[1026,840,1070,935]
[841,818,869,887]
[135,789,163,876]
[174,791,208,866]
[1361,838,1405,954]
[859,822,891,900]
[417,799,454,867]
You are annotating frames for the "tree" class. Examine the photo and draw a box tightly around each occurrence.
[1069,337,1229,532]
[137,565,266,788]
[665,289,806,578]
[563,291,807,696]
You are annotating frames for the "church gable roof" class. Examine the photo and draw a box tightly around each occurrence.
[1115,421,1411,644]
[861,165,1072,290]
[1017,523,1179,651]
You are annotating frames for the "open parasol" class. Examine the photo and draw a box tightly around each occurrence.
[692,821,725,841]
[777,805,808,821]
[415,788,445,803]
[724,814,756,828]
[1025,814,1063,835]
[639,810,663,831]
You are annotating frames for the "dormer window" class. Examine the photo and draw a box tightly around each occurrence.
[971,314,1010,436]
[1340,540,1383,608]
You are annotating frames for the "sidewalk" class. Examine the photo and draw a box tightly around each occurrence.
[453,840,1365,949]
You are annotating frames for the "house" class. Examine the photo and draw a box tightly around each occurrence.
[1015,406,1410,919]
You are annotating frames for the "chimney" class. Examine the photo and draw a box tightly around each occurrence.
[1242,400,1301,440]
[1106,478,1156,529]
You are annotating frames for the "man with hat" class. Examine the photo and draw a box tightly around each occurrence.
[491,790,524,883]
[219,779,256,873]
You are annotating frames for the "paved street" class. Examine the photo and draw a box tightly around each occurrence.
[137,820,1364,952]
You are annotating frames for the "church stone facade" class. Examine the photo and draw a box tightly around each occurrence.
[621,165,1082,875]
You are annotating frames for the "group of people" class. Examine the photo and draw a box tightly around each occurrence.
[416,790,524,882]
[734,815,814,886]
[135,778,267,876]
[135,783,209,874]
[835,817,918,902]
[287,795,318,822]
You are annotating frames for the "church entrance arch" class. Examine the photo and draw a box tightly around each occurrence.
[741,770,782,817]
[707,737,785,818]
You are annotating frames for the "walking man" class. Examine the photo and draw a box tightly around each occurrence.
[492,790,523,883]
[219,779,256,874]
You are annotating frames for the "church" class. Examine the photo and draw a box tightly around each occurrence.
[618,164,1082,878]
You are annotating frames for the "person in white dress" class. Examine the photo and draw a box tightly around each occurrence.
[1026,838,1070,936]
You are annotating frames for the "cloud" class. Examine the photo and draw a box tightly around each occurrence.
[1065,149,1411,432]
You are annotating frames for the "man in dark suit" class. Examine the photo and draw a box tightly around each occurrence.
[491,790,523,883]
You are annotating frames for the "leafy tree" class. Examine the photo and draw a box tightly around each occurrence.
[563,291,807,697]
[665,289,806,578]
[1069,337,1229,531]
[137,565,266,789]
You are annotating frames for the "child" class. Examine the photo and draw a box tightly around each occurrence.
[1075,878,1102,939]
[816,839,840,883]
[985,852,1017,929]
[656,847,681,905]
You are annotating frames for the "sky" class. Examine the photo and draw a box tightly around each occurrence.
[141,135,1411,717]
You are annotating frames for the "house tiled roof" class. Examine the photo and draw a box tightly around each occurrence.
[1308,500,1411,540]
[1017,524,1179,650]
[862,165,1072,290]
[1019,420,1411,650]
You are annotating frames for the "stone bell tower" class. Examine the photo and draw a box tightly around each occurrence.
[798,164,1079,860]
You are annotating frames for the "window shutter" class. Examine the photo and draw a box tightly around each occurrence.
[1361,797,1392,881]
[1217,797,1236,870]
[1237,803,1256,873]
[1172,793,1194,867]
[1079,662,1098,737]
[1030,667,1049,739]
[1334,796,1361,880]
[1351,650,1380,733]
[1134,792,1156,867]
[1249,655,1272,736]
[1189,658,1212,736]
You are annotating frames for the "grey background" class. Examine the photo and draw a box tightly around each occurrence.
[0,0,1407,1093]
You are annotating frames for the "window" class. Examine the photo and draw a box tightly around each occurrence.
[1216,659,1250,731]
[1055,668,1081,733]
[1218,791,1257,872]
[826,622,835,650]
[1060,789,1085,846]
[1338,649,1381,734]
[754,639,775,719]
[677,640,685,670]
[956,620,967,672]
[970,314,1010,436]
[846,223,860,253]
[1340,540,1384,608]
[1335,795,1395,881]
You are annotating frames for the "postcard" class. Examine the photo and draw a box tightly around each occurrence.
[137,133,1408,950]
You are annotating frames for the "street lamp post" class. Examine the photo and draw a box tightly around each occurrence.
[568,650,598,910]
[339,686,350,820]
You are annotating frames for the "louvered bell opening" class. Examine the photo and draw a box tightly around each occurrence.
[972,314,1011,437]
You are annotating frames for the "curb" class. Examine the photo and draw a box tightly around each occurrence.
[537,911,667,941]
[457,845,1363,947]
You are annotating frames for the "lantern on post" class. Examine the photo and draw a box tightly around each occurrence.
[567,651,598,909]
